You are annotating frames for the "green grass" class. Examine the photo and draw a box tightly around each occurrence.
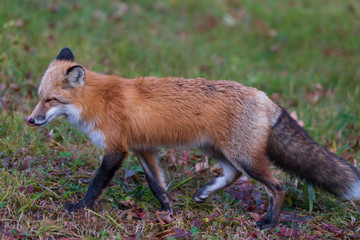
[1,0,360,239]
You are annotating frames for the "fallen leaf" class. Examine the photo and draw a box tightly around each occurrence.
[322,224,343,234]
[249,212,261,221]
[14,19,25,27]
[49,3,59,13]
[290,111,305,127]
[236,176,248,184]
[9,83,20,92]
[122,236,137,240]
[271,93,282,103]
[155,210,173,224]
[18,156,31,171]
[254,18,267,31]
[80,178,91,184]
[110,2,128,21]
[196,15,217,32]
[270,44,280,52]
[133,207,147,220]
[26,89,34,100]
[1,96,9,110]
[341,150,354,161]
[281,228,300,237]
[0,83,6,91]
[223,14,236,26]
[180,150,190,165]
[191,220,202,228]
[174,228,191,238]
[124,167,136,179]
[268,29,277,37]
[119,199,133,208]
[335,130,342,141]
[306,83,335,103]
[251,189,261,201]
[126,212,133,221]
[156,229,175,239]
[155,2,167,14]
[26,185,34,194]
[195,157,209,172]
[210,163,222,173]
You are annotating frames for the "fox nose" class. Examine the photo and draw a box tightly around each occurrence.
[26,116,36,126]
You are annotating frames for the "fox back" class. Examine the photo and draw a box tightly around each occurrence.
[28,54,280,153]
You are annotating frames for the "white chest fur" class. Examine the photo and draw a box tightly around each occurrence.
[65,105,106,149]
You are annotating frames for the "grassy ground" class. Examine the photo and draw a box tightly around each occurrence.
[1,0,360,239]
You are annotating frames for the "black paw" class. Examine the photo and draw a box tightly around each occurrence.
[255,220,276,230]
[63,202,85,213]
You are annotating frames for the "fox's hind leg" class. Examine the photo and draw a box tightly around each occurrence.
[234,153,285,230]
[194,147,241,202]
[134,150,173,213]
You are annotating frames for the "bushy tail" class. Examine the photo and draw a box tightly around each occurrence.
[267,108,360,199]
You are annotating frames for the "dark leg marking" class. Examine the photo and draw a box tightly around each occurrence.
[135,150,173,213]
[239,157,284,230]
[63,152,127,213]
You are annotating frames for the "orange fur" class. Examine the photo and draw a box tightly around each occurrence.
[58,64,281,154]
[31,60,282,178]
[29,49,360,230]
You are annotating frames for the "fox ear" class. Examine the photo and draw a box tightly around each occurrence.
[63,65,84,88]
[56,47,74,62]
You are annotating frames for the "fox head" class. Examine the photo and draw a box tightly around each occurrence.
[27,47,85,127]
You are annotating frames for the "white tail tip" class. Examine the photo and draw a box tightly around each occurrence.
[344,179,360,200]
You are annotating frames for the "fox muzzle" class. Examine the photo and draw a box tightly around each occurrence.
[26,116,45,127]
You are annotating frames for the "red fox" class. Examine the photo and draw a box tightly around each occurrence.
[27,48,360,229]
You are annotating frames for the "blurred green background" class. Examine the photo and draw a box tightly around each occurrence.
[0,0,359,238]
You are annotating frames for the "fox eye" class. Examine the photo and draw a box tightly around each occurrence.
[45,98,56,103]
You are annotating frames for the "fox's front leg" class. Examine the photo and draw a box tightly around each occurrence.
[134,150,173,213]
[64,151,128,212]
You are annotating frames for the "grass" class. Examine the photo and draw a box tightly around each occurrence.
[1,0,360,239]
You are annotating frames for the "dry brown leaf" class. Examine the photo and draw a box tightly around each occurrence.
[254,18,267,31]
[352,158,357,167]
[18,156,31,171]
[330,148,337,154]
[195,157,209,172]
[268,29,277,37]
[271,92,282,103]
[290,111,305,127]
[270,44,280,52]
[249,212,261,221]
[49,3,59,13]
[307,83,328,103]
[155,2,167,13]
[126,212,133,221]
[9,83,20,92]
[155,210,173,224]
[210,163,222,173]
[14,19,25,27]
[111,2,129,21]
[236,176,248,183]
[156,229,175,239]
